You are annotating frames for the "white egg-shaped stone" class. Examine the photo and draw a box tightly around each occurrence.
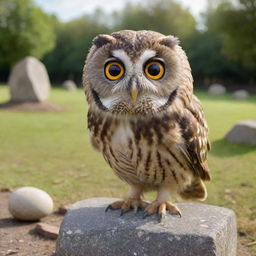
[8,186,54,221]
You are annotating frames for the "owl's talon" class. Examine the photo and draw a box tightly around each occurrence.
[143,212,151,219]
[105,205,113,212]
[105,198,147,216]
[143,201,181,221]
[134,205,139,214]
[158,213,166,223]
[166,201,182,218]
[174,211,182,218]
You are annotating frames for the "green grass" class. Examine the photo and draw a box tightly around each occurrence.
[0,85,256,252]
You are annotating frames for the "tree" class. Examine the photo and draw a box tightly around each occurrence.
[211,0,256,71]
[184,31,242,83]
[43,14,110,83]
[114,0,196,40]
[0,0,56,70]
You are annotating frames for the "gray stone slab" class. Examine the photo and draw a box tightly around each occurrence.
[8,56,50,102]
[56,197,237,256]
[225,120,256,146]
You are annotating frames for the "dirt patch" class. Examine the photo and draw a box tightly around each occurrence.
[0,101,65,112]
[0,192,253,256]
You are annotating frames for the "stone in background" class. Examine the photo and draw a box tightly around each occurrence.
[225,120,256,146]
[8,56,50,102]
[62,80,77,91]
[208,83,226,95]
[232,90,249,100]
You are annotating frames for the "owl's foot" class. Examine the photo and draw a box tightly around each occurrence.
[143,201,181,222]
[105,198,148,216]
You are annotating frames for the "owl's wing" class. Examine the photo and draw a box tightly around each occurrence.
[176,95,211,181]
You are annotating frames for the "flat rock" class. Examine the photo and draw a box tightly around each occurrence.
[208,84,226,95]
[34,222,59,240]
[225,120,256,145]
[8,56,50,102]
[56,198,237,256]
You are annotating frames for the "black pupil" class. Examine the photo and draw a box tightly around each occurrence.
[109,64,121,77]
[148,63,160,76]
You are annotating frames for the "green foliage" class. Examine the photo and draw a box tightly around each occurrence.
[0,0,56,69]
[184,31,241,81]
[210,0,256,71]
[114,0,196,40]
[42,15,110,83]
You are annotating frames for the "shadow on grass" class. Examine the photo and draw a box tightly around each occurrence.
[210,138,256,157]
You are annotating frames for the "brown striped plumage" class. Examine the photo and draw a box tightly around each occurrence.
[83,30,211,220]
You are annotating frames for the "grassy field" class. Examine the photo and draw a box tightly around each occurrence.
[0,85,256,252]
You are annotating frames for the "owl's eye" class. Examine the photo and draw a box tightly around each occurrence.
[104,61,124,80]
[144,61,165,80]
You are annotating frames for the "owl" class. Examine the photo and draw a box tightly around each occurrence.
[83,30,211,221]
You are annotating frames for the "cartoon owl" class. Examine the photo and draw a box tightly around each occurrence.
[83,30,211,221]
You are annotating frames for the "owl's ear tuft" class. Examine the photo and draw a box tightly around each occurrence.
[158,36,180,48]
[92,34,116,48]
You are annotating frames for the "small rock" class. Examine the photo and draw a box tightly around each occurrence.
[62,80,77,90]
[8,187,54,221]
[34,222,59,240]
[232,90,249,100]
[208,83,226,95]
[4,249,19,255]
[225,120,256,146]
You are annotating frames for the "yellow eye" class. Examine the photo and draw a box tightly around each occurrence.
[104,61,124,80]
[144,61,165,80]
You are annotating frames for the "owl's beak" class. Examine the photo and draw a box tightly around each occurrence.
[131,88,138,103]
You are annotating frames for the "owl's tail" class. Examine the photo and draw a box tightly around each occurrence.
[179,178,207,201]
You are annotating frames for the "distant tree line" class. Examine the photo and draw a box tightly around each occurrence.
[0,0,255,89]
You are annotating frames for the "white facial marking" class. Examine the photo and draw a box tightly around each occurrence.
[100,95,119,109]
[148,95,169,107]
[136,49,156,71]
[111,49,133,93]
[112,49,133,71]
[110,49,159,95]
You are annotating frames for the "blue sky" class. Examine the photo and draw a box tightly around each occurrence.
[35,0,208,22]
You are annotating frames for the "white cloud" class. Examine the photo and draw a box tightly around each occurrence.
[35,0,207,22]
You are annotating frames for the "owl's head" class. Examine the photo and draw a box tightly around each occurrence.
[83,30,193,119]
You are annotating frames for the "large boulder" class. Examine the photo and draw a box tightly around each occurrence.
[208,83,226,95]
[56,197,237,256]
[62,80,77,90]
[225,120,256,145]
[8,56,50,102]
[232,90,249,100]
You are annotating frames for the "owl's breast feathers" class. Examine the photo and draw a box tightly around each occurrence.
[87,94,211,186]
